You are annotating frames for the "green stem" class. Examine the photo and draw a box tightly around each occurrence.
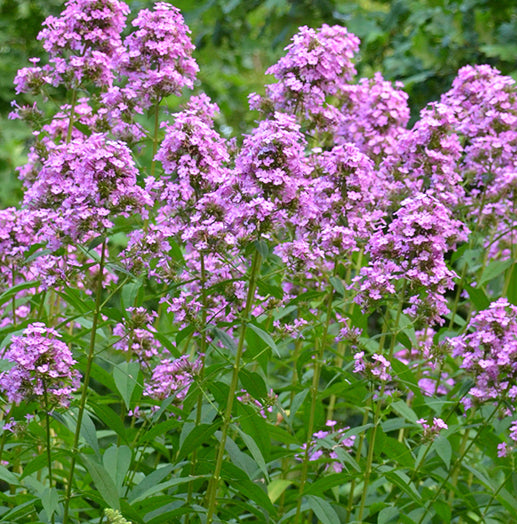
[278,338,303,517]
[62,241,107,524]
[150,102,161,180]
[186,254,208,520]
[417,404,499,524]
[346,409,369,520]
[44,385,55,524]
[66,88,78,144]
[294,270,335,524]
[205,249,262,523]
[357,285,406,522]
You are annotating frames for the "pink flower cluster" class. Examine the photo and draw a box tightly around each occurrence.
[0,323,80,408]
[144,355,202,405]
[449,298,517,409]
[113,307,163,368]
[354,193,468,325]
[297,420,356,473]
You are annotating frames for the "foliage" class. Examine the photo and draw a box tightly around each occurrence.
[0,1,517,523]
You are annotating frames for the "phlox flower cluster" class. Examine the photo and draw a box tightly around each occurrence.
[296,420,356,474]
[0,323,80,408]
[354,193,469,325]
[22,133,151,247]
[113,307,163,368]
[448,298,517,410]
[15,0,129,91]
[353,351,391,382]
[336,72,410,160]
[144,355,202,407]
[417,417,448,440]
[121,2,198,106]
[250,24,359,124]
[231,112,311,236]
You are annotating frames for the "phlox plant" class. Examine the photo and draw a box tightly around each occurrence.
[1,0,517,523]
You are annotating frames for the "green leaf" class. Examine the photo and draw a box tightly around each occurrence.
[0,281,39,307]
[255,239,269,258]
[40,487,58,521]
[0,465,20,485]
[248,323,280,357]
[433,499,451,522]
[329,276,345,296]
[113,361,140,410]
[305,473,348,496]
[239,369,268,400]
[391,400,418,423]
[267,479,292,503]
[213,327,237,355]
[378,506,400,524]
[229,477,275,516]
[90,403,128,444]
[128,464,174,503]
[433,436,451,469]
[236,427,269,481]
[465,284,490,310]
[305,495,340,524]
[176,422,219,462]
[0,359,14,372]
[506,263,517,306]
[479,259,513,285]
[236,403,271,460]
[288,390,308,425]
[82,455,120,510]
[103,445,131,495]
[381,467,422,504]
[81,410,100,457]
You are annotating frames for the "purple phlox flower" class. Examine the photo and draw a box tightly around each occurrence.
[417,417,448,439]
[336,72,410,160]
[121,2,199,105]
[113,307,164,367]
[354,351,391,381]
[18,0,130,90]
[250,24,359,122]
[448,298,517,409]
[23,133,152,247]
[144,355,202,408]
[353,193,468,325]
[295,421,356,473]
[0,323,80,408]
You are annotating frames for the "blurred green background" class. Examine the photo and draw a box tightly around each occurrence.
[1,0,516,206]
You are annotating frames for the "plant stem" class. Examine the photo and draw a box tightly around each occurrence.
[62,241,107,524]
[150,101,161,180]
[346,408,369,520]
[357,286,405,522]
[417,404,499,524]
[186,254,208,521]
[293,271,335,524]
[205,249,262,523]
[66,87,78,144]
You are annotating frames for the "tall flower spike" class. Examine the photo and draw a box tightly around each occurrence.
[354,193,468,325]
[0,323,80,408]
[122,2,199,106]
[448,298,517,410]
[249,24,359,122]
[22,0,130,89]
[23,133,152,248]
